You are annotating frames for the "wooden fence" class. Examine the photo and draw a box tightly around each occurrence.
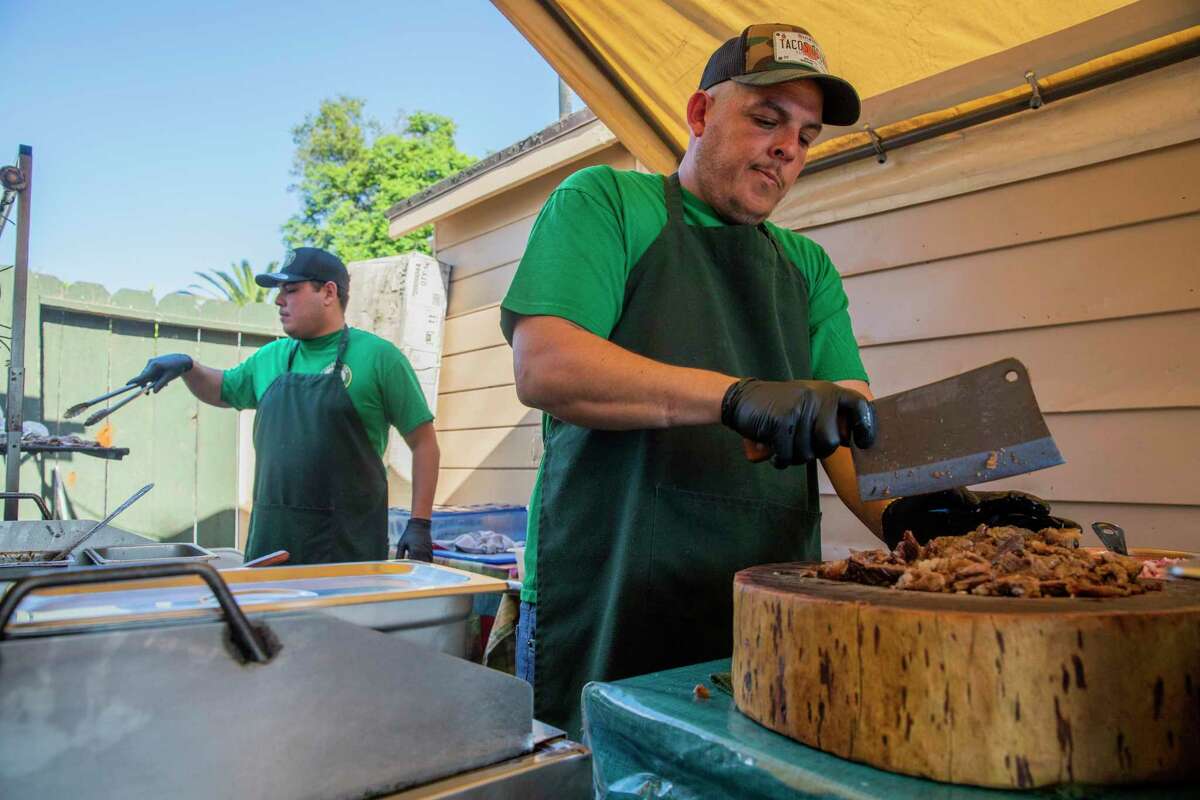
[1,272,278,546]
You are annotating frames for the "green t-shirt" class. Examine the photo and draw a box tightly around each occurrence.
[221,327,433,456]
[501,166,869,602]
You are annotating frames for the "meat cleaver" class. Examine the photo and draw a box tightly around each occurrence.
[852,358,1064,500]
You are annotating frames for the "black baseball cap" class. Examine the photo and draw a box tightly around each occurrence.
[256,247,349,291]
[700,23,861,126]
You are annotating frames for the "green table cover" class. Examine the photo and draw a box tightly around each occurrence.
[583,659,1189,800]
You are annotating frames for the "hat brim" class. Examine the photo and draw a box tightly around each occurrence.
[732,70,861,126]
[255,272,313,288]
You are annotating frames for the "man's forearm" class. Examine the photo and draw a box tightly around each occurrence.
[405,423,440,519]
[512,315,734,430]
[181,363,229,407]
[821,379,887,539]
[821,445,888,539]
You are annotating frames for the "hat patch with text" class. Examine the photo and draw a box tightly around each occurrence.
[700,22,862,126]
[772,30,827,72]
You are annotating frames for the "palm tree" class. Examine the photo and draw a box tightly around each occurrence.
[182,259,275,305]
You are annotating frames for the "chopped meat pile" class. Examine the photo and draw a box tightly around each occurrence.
[814,525,1162,598]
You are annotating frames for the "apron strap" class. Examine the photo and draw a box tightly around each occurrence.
[286,340,301,372]
[285,326,351,373]
[333,326,350,371]
[663,173,686,226]
[665,173,778,256]
[758,222,787,264]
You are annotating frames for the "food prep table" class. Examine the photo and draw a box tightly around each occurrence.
[0,560,590,798]
[584,659,1191,800]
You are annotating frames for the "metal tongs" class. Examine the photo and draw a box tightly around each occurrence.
[49,483,154,561]
[64,382,152,427]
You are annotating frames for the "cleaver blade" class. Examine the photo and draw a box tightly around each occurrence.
[852,358,1064,500]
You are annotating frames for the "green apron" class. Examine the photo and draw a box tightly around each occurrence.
[245,326,388,564]
[535,174,822,736]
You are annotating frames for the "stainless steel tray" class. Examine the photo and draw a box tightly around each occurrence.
[83,543,216,566]
[5,561,508,659]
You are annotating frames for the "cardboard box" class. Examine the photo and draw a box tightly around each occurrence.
[346,253,450,484]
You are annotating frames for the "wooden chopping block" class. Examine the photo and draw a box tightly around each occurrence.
[732,564,1200,789]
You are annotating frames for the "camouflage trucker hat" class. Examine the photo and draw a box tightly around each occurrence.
[700,23,861,126]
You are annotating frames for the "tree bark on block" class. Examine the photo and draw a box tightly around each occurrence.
[732,563,1200,788]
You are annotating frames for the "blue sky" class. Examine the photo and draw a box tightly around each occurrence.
[2,1,576,295]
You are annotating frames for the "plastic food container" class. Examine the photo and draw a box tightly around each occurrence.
[389,504,528,547]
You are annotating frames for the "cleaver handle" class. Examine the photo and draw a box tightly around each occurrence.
[742,439,772,462]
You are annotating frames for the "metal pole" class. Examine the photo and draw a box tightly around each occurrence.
[803,30,1200,177]
[5,145,32,520]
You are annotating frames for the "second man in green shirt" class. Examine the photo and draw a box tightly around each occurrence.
[131,247,440,564]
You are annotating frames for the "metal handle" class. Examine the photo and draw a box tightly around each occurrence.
[741,438,772,463]
[49,482,153,561]
[242,550,289,568]
[0,561,275,663]
[0,492,52,520]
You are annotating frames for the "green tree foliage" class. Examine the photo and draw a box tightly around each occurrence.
[283,96,475,260]
[182,259,274,305]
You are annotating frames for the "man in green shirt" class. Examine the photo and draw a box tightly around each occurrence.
[506,21,1080,737]
[501,24,882,736]
[502,21,1072,737]
[131,247,440,564]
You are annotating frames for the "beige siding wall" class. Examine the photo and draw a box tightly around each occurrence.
[432,143,635,504]
[785,61,1200,557]
[428,58,1198,560]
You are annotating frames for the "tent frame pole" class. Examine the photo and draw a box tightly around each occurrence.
[804,27,1200,176]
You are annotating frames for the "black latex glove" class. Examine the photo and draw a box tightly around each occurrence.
[721,378,876,468]
[397,518,433,562]
[881,488,1080,548]
[128,353,193,393]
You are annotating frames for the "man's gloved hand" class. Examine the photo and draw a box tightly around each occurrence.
[128,354,193,393]
[881,488,1080,548]
[397,518,433,562]
[722,378,875,469]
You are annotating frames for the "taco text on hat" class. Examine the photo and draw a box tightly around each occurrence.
[700,23,861,126]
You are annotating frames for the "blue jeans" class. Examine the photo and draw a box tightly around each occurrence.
[516,600,536,687]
